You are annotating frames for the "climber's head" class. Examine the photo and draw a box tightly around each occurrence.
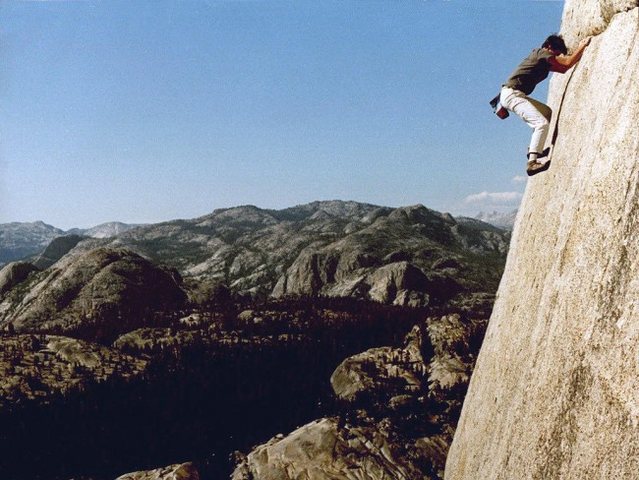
[542,34,568,55]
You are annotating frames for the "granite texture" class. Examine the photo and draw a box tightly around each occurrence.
[446,4,639,479]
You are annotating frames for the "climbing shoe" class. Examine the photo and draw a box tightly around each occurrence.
[527,147,551,160]
[526,160,551,177]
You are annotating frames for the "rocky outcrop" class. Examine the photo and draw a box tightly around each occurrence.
[0,262,38,297]
[330,329,426,405]
[31,234,86,270]
[231,311,489,480]
[446,2,639,479]
[367,261,431,305]
[273,256,436,307]
[115,462,200,480]
[231,417,428,480]
[270,204,505,305]
[0,247,186,341]
[0,334,148,409]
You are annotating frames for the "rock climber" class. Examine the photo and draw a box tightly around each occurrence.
[500,34,591,176]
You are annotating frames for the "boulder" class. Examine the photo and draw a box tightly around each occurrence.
[330,343,424,404]
[272,251,339,297]
[115,463,199,480]
[367,262,429,304]
[230,418,424,480]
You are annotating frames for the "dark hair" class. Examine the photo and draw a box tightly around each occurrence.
[542,34,567,55]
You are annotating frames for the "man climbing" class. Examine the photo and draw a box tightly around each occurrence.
[500,34,591,176]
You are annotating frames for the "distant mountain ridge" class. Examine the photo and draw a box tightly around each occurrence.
[0,221,64,265]
[68,221,142,239]
[0,201,509,318]
[0,221,141,266]
[67,200,509,305]
[475,209,517,229]
[1,206,510,267]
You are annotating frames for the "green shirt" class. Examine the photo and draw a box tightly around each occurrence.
[504,48,554,95]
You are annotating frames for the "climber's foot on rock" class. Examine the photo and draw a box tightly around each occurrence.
[527,147,551,160]
[526,159,551,177]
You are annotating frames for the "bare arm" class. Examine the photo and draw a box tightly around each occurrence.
[548,37,592,73]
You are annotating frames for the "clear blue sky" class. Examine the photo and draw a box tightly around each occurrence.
[0,0,564,229]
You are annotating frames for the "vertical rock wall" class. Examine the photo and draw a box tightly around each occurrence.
[446,2,639,479]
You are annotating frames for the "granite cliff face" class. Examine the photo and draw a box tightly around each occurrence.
[446,2,639,479]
